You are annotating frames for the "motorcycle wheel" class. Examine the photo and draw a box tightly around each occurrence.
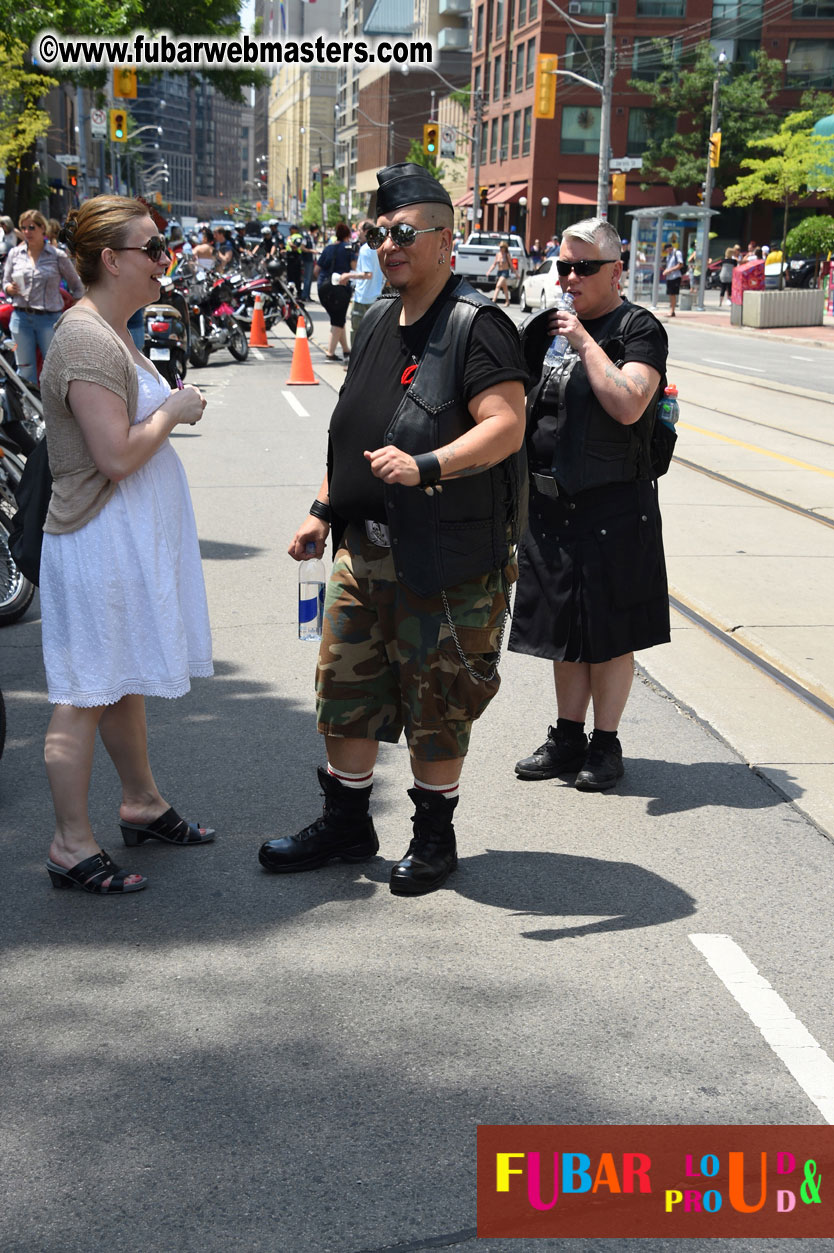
[189,339,211,369]
[0,500,35,628]
[228,327,249,361]
[285,307,314,340]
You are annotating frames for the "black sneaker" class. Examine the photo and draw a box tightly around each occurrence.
[574,738,625,792]
[515,726,588,780]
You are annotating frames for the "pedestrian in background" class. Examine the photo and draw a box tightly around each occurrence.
[260,162,527,896]
[2,209,83,384]
[487,240,512,307]
[301,225,316,300]
[661,240,683,317]
[40,196,214,896]
[336,219,383,350]
[315,221,354,362]
[0,215,19,259]
[545,235,560,258]
[718,247,736,308]
[530,238,542,268]
[512,217,669,792]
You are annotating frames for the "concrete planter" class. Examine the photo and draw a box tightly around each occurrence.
[742,288,825,328]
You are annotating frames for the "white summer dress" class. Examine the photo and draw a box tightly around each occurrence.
[40,363,213,706]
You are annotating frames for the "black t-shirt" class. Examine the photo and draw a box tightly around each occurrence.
[329,276,529,524]
[529,301,667,473]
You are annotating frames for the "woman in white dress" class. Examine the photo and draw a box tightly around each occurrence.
[39,196,214,895]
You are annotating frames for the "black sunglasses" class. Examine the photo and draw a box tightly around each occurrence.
[365,224,443,250]
[555,258,617,277]
[114,235,170,263]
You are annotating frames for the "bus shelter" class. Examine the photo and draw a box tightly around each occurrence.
[626,205,719,311]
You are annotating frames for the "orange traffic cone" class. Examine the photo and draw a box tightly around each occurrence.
[249,293,270,348]
[286,321,318,386]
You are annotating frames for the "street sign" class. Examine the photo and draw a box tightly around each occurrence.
[55,154,79,166]
[90,108,107,138]
[609,157,643,171]
[440,125,456,159]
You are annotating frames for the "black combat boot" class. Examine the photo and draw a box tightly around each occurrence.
[389,789,458,897]
[514,725,588,780]
[258,767,378,873]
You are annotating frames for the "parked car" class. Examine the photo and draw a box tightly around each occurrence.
[784,255,818,288]
[519,258,562,311]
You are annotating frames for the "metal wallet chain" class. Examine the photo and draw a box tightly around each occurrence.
[440,587,509,683]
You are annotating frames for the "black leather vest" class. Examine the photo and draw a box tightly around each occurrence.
[520,302,665,497]
[347,281,525,598]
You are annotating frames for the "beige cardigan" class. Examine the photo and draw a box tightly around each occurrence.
[40,306,139,534]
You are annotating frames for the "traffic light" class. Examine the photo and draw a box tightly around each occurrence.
[697,183,706,204]
[709,130,721,168]
[67,166,78,189]
[534,54,558,120]
[423,124,438,156]
[611,172,626,202]
[113,67,137,99]
[109,109,127,142]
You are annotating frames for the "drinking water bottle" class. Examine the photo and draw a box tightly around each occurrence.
[543,292,575,366]
[298,542,326,641]
[659,383,680,426]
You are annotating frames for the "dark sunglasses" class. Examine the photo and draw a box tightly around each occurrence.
[365,224,443,250]
[556,258,617,277]
[114,235,170,263]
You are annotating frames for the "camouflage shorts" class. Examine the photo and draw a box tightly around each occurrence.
[316,524,509,762]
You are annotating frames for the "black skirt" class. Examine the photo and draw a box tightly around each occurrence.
[508,479,670,664]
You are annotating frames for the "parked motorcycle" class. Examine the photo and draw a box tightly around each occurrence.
[0,435,36,626]
[143,276,191,388]
[232,260,313,340]
[186,271,249,368]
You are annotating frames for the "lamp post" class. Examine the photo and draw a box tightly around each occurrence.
[696,50,727,311]
[540,195,550,218]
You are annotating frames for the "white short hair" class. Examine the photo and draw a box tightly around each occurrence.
[561,217,622,260]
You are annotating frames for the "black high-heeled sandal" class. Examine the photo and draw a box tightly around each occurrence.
[120,807,215,847]
[46,850,147,894]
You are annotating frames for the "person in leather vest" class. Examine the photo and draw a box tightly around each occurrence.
[510,217,670,792]
[258,162,527,897]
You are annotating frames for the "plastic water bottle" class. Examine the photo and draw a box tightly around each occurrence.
[298,542,326,641]
[659,383,680,426]
[543,292,575,366]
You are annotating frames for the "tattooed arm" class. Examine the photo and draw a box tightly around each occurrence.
[576,338,661,426]
[364,379,525,488]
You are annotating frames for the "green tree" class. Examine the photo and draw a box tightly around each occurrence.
[785,214,834,282]
[302,176,347,230]
[404,139,444,181]
[0,40,57,216]
[723,110,834,285]
[629,40,783,195]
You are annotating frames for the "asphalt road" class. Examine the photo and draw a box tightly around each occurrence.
[2,313,833,1253]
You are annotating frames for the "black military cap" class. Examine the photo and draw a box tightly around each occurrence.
[376,162,453,215]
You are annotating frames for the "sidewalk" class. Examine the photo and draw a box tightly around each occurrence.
[643,285,834,349]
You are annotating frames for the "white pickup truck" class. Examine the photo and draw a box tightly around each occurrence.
[450,232,530,302]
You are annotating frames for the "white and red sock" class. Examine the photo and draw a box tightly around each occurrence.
[412,777,460,802]
[326,763,374,790]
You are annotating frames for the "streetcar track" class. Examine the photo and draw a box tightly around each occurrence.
[668,594,834,725]
[673,456,834,528]
[684,401,834,452]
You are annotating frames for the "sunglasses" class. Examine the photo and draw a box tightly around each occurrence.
[556,259,617,277]
[114,235,170,263]
[365,224,443,250]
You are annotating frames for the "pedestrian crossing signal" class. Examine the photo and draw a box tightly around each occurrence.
[534,54,558,119]
[110,109,127,142]
[423,124,438,156]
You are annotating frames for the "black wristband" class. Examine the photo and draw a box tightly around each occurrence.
[413,452,442,489]
[309,499,332,523]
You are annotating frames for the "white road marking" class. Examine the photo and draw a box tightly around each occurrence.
[282,390,309,417]
[690,933,834,1124]
[702,358,765,373]
[249,347,264,361]
[791,355,813,361]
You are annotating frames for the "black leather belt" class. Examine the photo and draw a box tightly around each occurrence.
[18,307,51,315]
